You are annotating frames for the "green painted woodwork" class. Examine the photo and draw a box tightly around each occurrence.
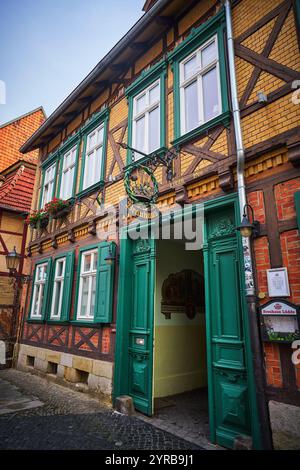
[55,132,81,200]
[73,241,115,324]
[38,160,59,210]
[125,59,167,165]
[168,7,230,147]
[114,194,261,449]
[295,191,300,231]
[28,258,52,321]
[114,235,155,415]
[203,193,261,449]
[94,242,116,323]
[47,250,75,323]
[77,108,109,195]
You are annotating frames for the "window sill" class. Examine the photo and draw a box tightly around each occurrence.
[172,110,231,148]
[47,319,69,325]
[69,320,103,328]
[76,181,104,200]
[125,146,168,170]
[27,318,45,324]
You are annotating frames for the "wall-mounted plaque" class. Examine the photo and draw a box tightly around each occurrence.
[259,299,300,343]
[161,269,205,320]
[267,267,290,297]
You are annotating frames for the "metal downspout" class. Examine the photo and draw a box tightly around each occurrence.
[224,0,273,450]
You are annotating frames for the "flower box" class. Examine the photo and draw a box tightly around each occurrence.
[26,211,49,230]
[45,198,72,219]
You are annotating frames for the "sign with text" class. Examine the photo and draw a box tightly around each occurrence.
[259,299,300,343]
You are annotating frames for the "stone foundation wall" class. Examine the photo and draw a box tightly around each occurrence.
[17,344,113,401]
[269,400,300,450]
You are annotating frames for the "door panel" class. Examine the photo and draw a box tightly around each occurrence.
[205,206,252,448]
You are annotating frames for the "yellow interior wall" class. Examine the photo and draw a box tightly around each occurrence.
[154,239,207,398]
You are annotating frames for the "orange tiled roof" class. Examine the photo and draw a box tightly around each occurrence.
[0,161,36,213]
[0,107,46,173]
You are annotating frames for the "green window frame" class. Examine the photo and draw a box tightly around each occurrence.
[39,155,59,209]
[28,258,52,322]
[125,58,167,165]
[168,7,230,148]
[77,108,109,198]
[72,241,116,325]
[47,250,75,323]
[56,133,80,201]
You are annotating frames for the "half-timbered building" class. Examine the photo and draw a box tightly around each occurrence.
[18,0,300,450]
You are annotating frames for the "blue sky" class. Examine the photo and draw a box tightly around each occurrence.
[0,0,144,125]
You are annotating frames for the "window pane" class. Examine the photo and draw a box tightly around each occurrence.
[95,146,102,180]
[83,254,91,272]
[84,152,94,188]
[90,276,96,316]
[92,252,98,271]
[202,67,220,122]
[149,106,160,153]
[97,127,104,145]
[88,132,96,150]
[33,285,40,315]
[135,116,145,155]
[80,277,89,317]
[52,281,62,317]
[184,55,197,80]
[149,84,160,105]
[57,260,64,277]
[184,80,199,132]
[202,41,217,68]
[136,93,146,114]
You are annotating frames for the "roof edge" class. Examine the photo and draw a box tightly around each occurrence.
[0,106,46,130]
[20,0,171,154]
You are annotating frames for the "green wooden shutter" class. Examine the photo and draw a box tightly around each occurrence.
[60,251,75,321]
[94,242,115,323]
[41,258,52,320]
[295,191,300,233]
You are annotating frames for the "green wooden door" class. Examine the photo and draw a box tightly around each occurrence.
[204,203,254,449]
[114,236,155,416]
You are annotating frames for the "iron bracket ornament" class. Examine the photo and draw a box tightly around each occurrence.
[118,143,178,204]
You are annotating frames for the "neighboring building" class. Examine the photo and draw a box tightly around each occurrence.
[17,0,300,450]
[0,108,46,367]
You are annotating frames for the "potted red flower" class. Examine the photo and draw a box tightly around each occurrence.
[26,210,49,229]
[45,197,72,219]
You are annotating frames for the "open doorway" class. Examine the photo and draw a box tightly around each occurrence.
[153,239,209,440]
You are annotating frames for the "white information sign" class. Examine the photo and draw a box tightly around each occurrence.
[267,267,290,297]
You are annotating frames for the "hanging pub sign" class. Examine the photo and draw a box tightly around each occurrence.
[259,299,300,343]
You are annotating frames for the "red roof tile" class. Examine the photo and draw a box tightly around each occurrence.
[0,107,46,172]
[0,163,36,213]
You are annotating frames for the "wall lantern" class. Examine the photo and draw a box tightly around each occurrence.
[5,246,21,274]
[5,246,31,284]
[104,244,116,266]
[236,204,260,238]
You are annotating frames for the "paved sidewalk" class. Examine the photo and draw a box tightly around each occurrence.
[0,369,204,450]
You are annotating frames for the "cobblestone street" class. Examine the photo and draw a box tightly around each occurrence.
[0,369,205,450]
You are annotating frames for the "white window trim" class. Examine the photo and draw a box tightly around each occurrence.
[179,34,222,136]
[132,79,160,160]
[50,258,66,320]
[83,124,104,190]
[30,262,48,319]
[42,163,56,206]
[77,249,98,321]
[59,145,77,200]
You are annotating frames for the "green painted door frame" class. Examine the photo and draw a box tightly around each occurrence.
[114,193,261,449]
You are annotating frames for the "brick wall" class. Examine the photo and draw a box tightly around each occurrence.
[249,177,300,390]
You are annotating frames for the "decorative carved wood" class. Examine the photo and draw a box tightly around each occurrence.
[107,118,127,179]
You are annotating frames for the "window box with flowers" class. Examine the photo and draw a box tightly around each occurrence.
[45,198,73,219]
[26,210,49,230]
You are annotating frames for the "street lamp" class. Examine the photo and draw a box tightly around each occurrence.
[236,204,260,238]
[5,246,21,275]
[5,246,31,283]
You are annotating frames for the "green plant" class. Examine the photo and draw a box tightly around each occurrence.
[26,210,49,228]
[45,197,70,215]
